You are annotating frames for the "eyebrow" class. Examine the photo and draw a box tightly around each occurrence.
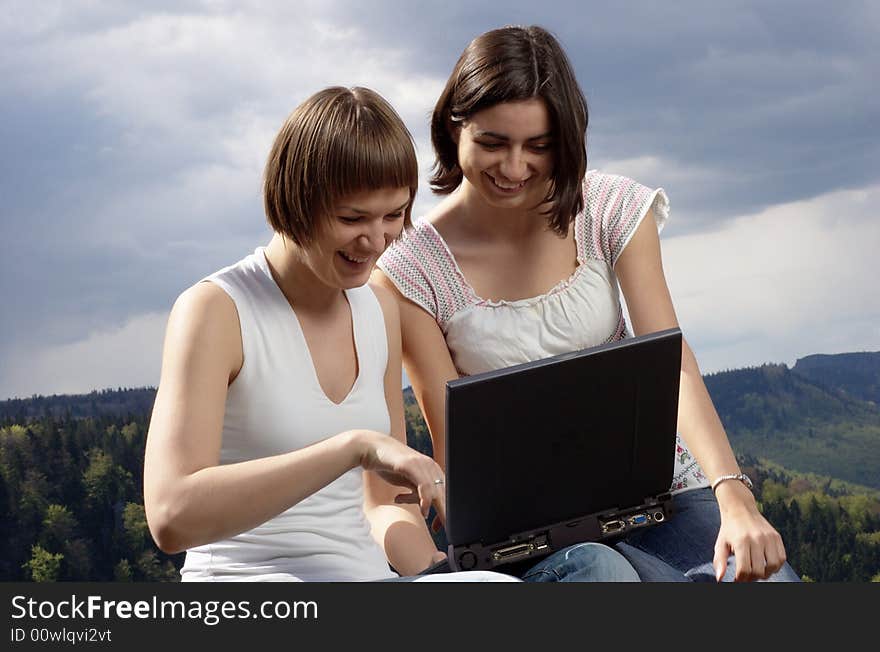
[473,130,554,141]
[338,199,410,215]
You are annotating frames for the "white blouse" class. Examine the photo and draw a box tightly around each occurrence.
[378,170,709,494]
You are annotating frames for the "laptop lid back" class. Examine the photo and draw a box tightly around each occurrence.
[444,328,681,548]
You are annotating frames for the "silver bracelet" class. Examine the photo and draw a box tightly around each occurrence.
[710,473,754,493]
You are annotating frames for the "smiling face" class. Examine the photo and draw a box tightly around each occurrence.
[301,186,411,290]
[454,97,555,212]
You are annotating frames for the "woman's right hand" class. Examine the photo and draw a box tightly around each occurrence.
[353,430,446,524]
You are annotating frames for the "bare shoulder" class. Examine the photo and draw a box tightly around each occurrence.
[370,268,404,301]
[368,281,400,323]
[616,207,662,270]
[369,281,403,374]
[165,281,243,377]
[171,281,239,329]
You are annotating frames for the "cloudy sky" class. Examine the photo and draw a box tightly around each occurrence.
[1,0,878,399]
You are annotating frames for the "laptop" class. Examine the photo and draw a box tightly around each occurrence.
[422,327,681,574]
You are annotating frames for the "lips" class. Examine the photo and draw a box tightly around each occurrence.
[486,173,528,193]
[338,251,372,264]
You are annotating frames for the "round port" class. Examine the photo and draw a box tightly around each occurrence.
[653,511,665,522]
[458,551,478,570]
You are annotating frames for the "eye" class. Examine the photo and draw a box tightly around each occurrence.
[476,141,503,151]
[529,142,553,153]
[385,211,404,220]
[338,216,361,224]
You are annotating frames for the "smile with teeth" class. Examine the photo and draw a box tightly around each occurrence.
[339,251,371,264]
[487,173,528,191]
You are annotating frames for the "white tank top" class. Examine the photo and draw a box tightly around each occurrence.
[180,247,397,581]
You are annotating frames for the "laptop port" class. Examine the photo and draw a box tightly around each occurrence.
[600,519,626,534]
[628,513,648,526]
[653,511,665,522]
[492,543,534,562]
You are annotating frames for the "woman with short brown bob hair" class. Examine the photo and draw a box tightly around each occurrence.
[264,86,418,245]
[376,26,800,582]
[144,86,518,582]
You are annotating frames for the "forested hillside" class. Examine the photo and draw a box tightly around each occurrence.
[0,411,181,581]
[1,350,878,581]
[704,358,880,488]
[0,388,157,421]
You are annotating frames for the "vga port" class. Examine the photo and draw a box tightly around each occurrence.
[628,513,649,526]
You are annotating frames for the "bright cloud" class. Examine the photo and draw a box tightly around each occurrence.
[661,184,880,372]
[1,311,169,399]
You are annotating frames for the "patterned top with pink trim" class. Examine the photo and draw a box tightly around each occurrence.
[377,170,708,494]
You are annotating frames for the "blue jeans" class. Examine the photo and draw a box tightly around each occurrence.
[612,487,802,582]
[520,542,640,582]
[384,571,522,582]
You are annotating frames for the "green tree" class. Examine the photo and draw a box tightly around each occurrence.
[61,539,93,581]
[134,550,179,582]
[82,448,134,577]
[23,545,63,582]
[122,502,150,555]
[114,559,133,582]
[0,468,11,577]
[40,504,77,551]
[83,448,134,507]
[15,470,51,571]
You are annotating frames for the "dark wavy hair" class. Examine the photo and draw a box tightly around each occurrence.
[430,25,588,235]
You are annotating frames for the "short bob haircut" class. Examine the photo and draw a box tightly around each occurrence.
[431,26,588,236]
[264,86,419,245]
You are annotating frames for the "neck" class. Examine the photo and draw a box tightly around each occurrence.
[451,180,550,242]
[263,233,344,313]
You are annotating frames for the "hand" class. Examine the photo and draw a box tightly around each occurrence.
[356,430,446,524]
[713,481,787,581]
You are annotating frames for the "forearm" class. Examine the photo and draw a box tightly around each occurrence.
[148,430,363,553]
[676,342,757,512]
[412,381,448,471]
[365,502,439,576]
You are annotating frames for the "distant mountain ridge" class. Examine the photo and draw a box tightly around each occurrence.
[703,351,880,488]
[792,352,880,405]
[3,351,878,488]
[0,387,157,421]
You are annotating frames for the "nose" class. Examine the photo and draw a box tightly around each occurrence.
[358,220,389,253]
[498,147,529,182]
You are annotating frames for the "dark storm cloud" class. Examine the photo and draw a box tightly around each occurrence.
[0,0,877,397]
[322,0,879,228]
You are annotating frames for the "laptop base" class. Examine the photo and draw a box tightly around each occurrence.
[435,495,674,573]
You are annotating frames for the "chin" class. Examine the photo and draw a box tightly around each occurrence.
[340,272,372,290]
[478,178,547,209]
[484,189,543,210]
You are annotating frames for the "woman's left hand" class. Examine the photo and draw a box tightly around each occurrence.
[713,481,787,581]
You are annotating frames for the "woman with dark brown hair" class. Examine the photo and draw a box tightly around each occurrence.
[143,86,521,582]
[375,26,800,582]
